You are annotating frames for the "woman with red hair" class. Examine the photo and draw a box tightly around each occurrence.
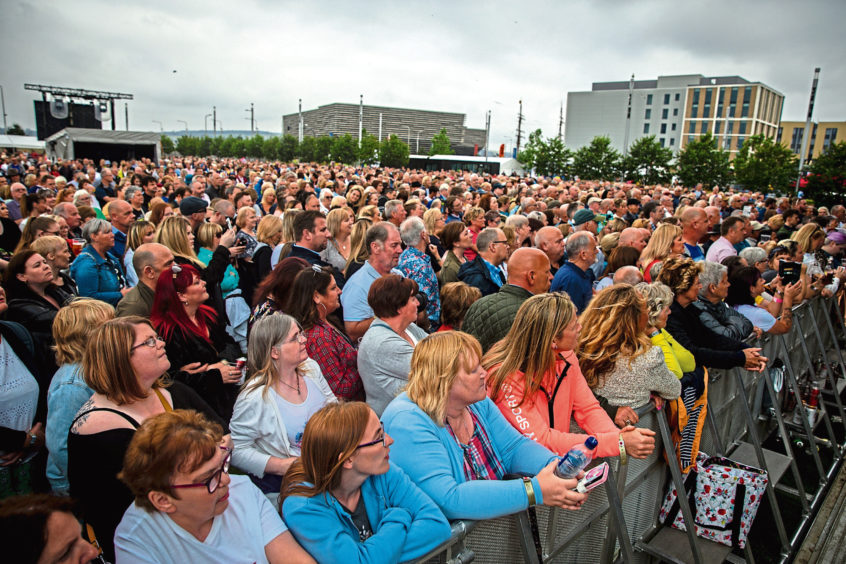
[151,263,242,421]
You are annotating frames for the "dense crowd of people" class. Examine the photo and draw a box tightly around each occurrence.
[0,150,844,563]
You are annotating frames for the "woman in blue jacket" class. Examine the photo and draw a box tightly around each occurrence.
[381,331,588,520]
[281,402,451,564]
[68,218,128,305]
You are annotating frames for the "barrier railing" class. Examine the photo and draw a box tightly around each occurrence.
[413,296,846,564]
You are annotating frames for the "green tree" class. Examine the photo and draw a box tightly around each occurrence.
[379,135,409,168]
[160,134,175,154]
[6,123,25,136]
[262,136,281,161]
[331,134,359,164]
[175,135,199,156]
[621,136,673,185]
[279,135,299,161]
[359,129,381,166]
[314,136,333,163]
[245,135,264,159]
[675,132,732,188]
[428,128,454,156]
[732,134,798,192]
[517,129,544,170]
[571,136,621,180]
[804,141,846,207]
[298,137,317,162]
[534,136,571,177]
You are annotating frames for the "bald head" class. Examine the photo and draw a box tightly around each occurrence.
[619,227,647,253]
[534,225,565,264]
[681,207,708,241]
[507,247,552,294]
[133,243,175,289]
[613,265,643,286]
[704,206,721,228]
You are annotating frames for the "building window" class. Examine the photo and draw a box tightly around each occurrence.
[777,127,783,142]
[737,137,745,150]
[673,108,679,116]
[689,122,696,134]
[670,137,675,146]
[692,89,701,104]
[688,135,695,144]
[739,121,747,135]
[646,94,653,105]
[645,108,651,119]
[701,121,709,134]
[704,89,713,105]
[791,128,804,153]
[675,93,680,101]
[661,123,667,134]
[660,138,665,147]
[643,123,650,134]
[730,87,738,104]
[691,105,698,118]
[823,127,838,152]
[662,108,668,119]
[741,103,749,117]
[715,121,721,134]
[726,121,734,135]
[664,93,670,104]
[671,123,677,131]
[703,104,710,118]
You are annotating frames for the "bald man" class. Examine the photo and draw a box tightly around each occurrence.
[116,243,175,318]
[462,248,552,352]
[614,265,644,286]
[534,225,565,274]
[680,207,708,262]
[619,227,648,253]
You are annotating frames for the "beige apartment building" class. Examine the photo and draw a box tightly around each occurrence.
[777,121,844,162]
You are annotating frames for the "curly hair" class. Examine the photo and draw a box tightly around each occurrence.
[635,282,674,327]
[577,284,652,389]
[657,255,703,296]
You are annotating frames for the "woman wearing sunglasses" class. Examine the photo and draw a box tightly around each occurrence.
[116,409,313,563]
[281,402,450,564]
[67,317,229,562]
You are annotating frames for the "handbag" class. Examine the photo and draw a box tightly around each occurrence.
[658,452,768,549]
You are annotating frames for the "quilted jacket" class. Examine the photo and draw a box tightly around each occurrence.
[462,284,533,352]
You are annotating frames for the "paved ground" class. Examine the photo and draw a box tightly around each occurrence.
[794,457,846,563]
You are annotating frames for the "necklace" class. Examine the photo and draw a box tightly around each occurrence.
[447,408,471,440]
[278,374,301,394]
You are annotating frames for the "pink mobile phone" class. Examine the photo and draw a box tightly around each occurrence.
[575,462,609,493]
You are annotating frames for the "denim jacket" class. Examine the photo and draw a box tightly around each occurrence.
[45,363,93,493]
[69,244,125,305]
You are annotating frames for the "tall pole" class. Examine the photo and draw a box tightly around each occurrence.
[378,113,382,142]
[0,85,7,133]
[358,94,363,149]
[623,73,634,156]
[109,99,116,130]
[558,99,564,141]
[124,103,129,130]
[251,103,255,133]
[298,98,303,143]
[516,100,523,153]
[485,110,491,163]
[796,67,820,192]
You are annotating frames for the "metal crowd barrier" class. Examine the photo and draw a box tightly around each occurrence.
[412,296,846,564]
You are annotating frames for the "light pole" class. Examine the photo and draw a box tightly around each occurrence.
[177,120,188,133]
[401,125,410,146]
[204,114,212,135]
[415,130,424,154]
[0,85,7,134]
[152,120,163,132]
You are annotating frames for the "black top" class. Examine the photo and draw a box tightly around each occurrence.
[665,299,748,369]
[66,381,227,562]
[5,283,72,378]
[0,217,21,259]
[343,494,374,542]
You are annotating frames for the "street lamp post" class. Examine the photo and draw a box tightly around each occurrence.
[152,120,163,132]
[401,125,410,146]
[177,120,188,133]
[415,130,424,154]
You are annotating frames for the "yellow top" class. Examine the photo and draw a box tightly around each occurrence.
[650,328,696,378]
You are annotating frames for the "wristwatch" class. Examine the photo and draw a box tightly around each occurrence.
[28,433,37,448]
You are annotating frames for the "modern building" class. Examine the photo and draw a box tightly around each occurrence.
[565,74,784,158]
[281,103,487,156]
[777,121,844,162]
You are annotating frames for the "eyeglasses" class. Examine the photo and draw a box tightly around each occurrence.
[492,240,508,245]
[131,335,165,350]
[356,423,387,449]
[171,446,232,494]
[282,330,307,345]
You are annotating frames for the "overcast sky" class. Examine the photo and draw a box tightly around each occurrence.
[2,0,844,152]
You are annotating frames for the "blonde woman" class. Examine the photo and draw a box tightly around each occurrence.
[271,209,301,269]
[123,220,156,287]
[463,206,486,261]
[235,206,259,259]
[321,207,354,271]
[344,216,373,279]
[424,207,446,257]
[358,204,381,223]
[639,222,684,282]
[31,235,77,297]
[254,214,284,282]
[230,313,336,499]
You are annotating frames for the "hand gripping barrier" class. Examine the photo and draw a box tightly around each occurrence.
[411,296,846,563]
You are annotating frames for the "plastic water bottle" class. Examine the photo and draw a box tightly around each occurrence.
[555,436,598,479]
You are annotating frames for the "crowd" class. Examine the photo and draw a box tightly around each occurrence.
[0,150,844,563]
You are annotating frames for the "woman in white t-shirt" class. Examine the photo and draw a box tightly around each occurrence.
[726,266,801,335]
[229,313,336,499]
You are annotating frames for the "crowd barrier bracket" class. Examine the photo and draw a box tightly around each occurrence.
[805,303,846,433]
[818,298,846,404]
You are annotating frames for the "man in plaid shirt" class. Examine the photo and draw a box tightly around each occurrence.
[397,217,441,328]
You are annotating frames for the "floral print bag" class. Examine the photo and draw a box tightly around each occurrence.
[658,452,769,549]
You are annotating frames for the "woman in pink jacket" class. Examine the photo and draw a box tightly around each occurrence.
[484,293,656,460]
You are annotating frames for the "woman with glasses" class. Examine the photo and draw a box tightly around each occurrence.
[281,402,450,563]
[67,317,228,561]
[116,409,312,563]
[13,215,61,253]
[230,313,336,500]
[151,263,243,421]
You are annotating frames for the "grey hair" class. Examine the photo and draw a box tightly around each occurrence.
[124,186,142,200]
[81,218,112,243]
[72,190,91,205]
[52,202,76,218]
[475,228,501,253]
[384,199,403,219]
[635,282,674,327]
[739,246,766,265]
[698,261,727,296]
[400,216,426,246]
[505,215,528,229]
[527,211,545,223]
[365,222,397,252]
[565,231,594,257]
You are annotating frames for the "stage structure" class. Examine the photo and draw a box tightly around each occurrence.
[24,83,133,140]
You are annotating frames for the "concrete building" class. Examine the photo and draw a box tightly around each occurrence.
[565,74,784,158]
[777,121,844,162]
[281,103,487,156]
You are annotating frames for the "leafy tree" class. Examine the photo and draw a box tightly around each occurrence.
[314,137,333,163]
[620,136,673,185]
[359,129,381,166]
[175,135,199,156]
[380,135,409,168]
[571,136,621,180]
[517,129,544,170]
[429,128,454,156]
[675,132,732,189]
[331,134,358,164]
[804,141,846,208]
[160,135,175,154]
[534,136,571,177]
[298,137,317,162]
[6,123,25,135]
[245,135,264,159]
[262,136,280,161]
[732,134,798,192]
[280,135,298,161]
